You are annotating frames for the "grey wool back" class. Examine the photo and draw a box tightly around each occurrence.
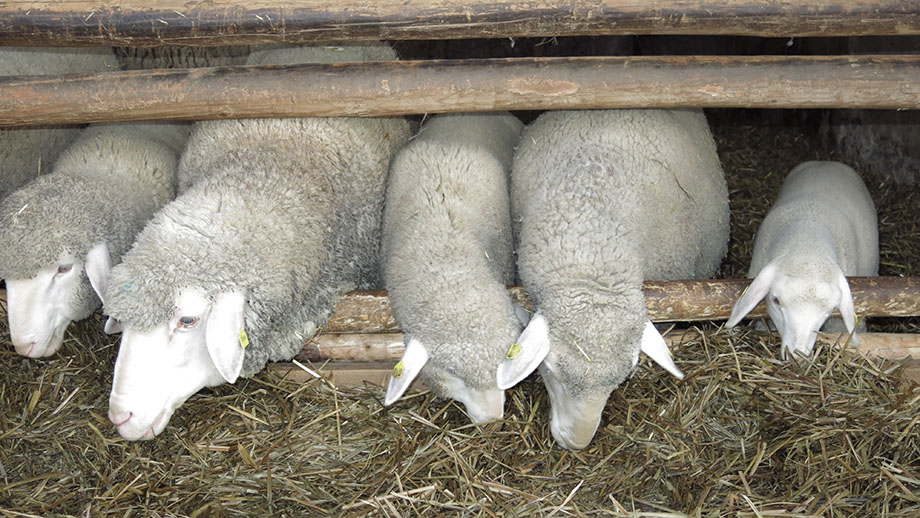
[104,43,411,378]
[382,113,525,393]
[0,47,116,200]
[0,122,189,318]
[512,109,729,395]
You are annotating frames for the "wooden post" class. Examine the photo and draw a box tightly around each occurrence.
[2,55,920,127]
[1,0,918,46]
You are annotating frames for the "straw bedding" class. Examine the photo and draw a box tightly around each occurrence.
[1,111,919,517]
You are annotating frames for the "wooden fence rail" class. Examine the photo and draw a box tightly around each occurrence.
[2,55,920,127]
[323,277,920,334]
[1,1,919,47]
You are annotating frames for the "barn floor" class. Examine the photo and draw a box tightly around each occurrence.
[1,111,919,517]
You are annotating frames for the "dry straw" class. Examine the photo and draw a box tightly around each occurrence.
[0,113,918,517]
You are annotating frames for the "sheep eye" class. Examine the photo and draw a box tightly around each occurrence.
[177,316,200,329]
[772,296,781,307]
[57,264,73,274]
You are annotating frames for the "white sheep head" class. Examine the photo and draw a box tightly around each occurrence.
[108,289,246,441]
[726,260,857,359]
[383,337,506,423]
[5,242,113,357]
[495,313,684,450]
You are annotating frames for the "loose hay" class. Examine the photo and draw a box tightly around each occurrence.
[2,111,919,517]
[2,317,919,516]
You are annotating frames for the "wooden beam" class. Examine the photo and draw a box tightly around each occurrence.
[279,331,920,385]
[299,330,920,362]
[271,361,400,388]
[1,1,918,46]
[3,55,920,127]
[320,277,920,334]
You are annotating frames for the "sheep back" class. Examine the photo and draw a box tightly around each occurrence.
[106,114,409,377]
[0,122,187,317]
[512,109,728,394]
[0,47,116,200]
[382,112,523,391]
[749,161,879,277]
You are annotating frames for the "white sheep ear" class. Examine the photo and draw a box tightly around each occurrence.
[85,242,113,303]
[640,320,684,379]
[384,337,429,406]
[496,312,551,390]
[836,272,859,345]
[726,262,778,328]
[104,316,123,334]
[206,292,247,384]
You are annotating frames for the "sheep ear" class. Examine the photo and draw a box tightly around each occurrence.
[104,316,122,334]
[85,242,112,303]
[384,337,428,406]
[640,320,684,379]
[836,271,859,345]
[496,312,551,390]
[726,262,778,328]
[206,292,247,384]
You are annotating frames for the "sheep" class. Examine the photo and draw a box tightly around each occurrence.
[496,109,730,450]
[0,47,116,200]
[0,122,189,357]
[102,43,410,441]
[725,161,878,359]
[380,112,525,423]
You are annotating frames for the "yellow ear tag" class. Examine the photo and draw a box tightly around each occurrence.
[392,361,405,378]
[506,343,523,360]
[741,285,749,298]
[239,329,250,349]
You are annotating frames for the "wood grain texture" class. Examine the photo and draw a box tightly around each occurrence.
[1,0,918,46]
[279,331,920,385]
[2,55,920,127]
[318,277,920,334]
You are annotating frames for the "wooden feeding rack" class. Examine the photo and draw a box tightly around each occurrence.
[2,1,920,383]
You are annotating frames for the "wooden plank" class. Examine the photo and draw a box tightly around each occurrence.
[277,332,920,386]
[319,277,920,333]
[299,330,920,362]
[3,55,920,127]
[0,0,917,46]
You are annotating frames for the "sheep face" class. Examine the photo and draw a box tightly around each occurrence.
[385,338,505,423]
[108,289,246,441]
[539,358,611,450]
[497,314,683,450]
[767,273,847,359]
[727,261,857,359]
[5,243,111,357]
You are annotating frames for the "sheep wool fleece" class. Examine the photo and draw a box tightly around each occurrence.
[512,109,729,395]
[0,122,188,316]
[749,161,879,278]
[105,44,411,378]
[0,47,116,200]
[382,112,524,393]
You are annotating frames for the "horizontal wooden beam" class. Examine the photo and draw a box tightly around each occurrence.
[2,55,920,127]
[300,331,920,363]
[320,277,920,335]
[1,1,918,46]
[280,331,920,386]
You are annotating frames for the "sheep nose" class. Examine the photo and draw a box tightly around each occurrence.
[12,340,37,357]
[108,408,133,427]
